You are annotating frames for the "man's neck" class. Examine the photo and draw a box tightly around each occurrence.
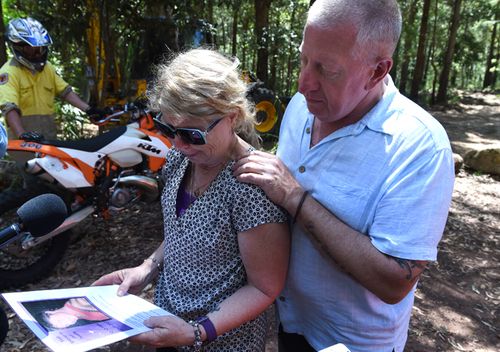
[310,82,386,147]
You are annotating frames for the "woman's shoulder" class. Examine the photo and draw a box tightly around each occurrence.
[162,148,186,177]
[221,163,280,206]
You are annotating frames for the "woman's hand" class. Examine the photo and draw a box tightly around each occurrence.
[129,315,196,348]
[92,262,156,296]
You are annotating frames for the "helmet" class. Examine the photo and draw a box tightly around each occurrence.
[6,17,53,72]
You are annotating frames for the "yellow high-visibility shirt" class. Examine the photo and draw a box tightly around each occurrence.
[0,59,70,117]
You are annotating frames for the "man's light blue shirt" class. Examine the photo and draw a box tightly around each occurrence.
[276,76,454,352]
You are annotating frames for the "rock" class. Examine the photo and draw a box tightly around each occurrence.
[453,153,463,174]
[463,148,500,175]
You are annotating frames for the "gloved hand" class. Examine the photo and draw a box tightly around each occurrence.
[86,106,111,122]
[19,131,44,142]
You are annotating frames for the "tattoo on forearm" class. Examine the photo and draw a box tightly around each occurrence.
[390,257,427,281]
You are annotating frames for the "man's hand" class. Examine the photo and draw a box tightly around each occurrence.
[233,150,303,213]
[18,131,44,142]
[86,106,110,122]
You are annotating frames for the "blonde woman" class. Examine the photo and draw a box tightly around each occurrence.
[94,49,289,352]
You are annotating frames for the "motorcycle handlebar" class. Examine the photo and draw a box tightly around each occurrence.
[90,103,156,125]
[91,110,125,124]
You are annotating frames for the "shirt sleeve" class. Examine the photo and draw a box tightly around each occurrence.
[369,147,455,261]
[231,182,288,233]
[161,148,183,181]
[0,68,20,114]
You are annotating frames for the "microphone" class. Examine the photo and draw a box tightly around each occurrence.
[0,194,67,247]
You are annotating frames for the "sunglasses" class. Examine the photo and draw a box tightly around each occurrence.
[153,117,223,145]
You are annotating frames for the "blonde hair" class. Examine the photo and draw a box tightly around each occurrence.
[147,49,260,147]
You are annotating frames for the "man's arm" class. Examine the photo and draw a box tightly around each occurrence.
[62,91,90,112]
[5,109,25,137]
[233,150,427,304]
[293,190,427,304]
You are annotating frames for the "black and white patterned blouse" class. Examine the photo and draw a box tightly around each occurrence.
[154,148,288,352]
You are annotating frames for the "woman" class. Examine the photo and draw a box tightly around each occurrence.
[93,49,289,351]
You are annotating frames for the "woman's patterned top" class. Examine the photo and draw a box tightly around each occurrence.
[154,148,288,352]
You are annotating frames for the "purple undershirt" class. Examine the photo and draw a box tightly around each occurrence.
[176,182,197,217]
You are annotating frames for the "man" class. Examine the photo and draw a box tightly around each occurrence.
[0,17,103,142]
[233,0,455,351]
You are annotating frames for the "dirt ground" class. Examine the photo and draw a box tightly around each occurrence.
[0,92,499,352]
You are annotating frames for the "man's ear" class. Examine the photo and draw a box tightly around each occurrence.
[366,58,393,90]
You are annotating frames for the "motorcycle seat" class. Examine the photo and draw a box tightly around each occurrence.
[42,126,127,152]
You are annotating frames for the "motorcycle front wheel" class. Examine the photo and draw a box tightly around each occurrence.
[0,188,71,289]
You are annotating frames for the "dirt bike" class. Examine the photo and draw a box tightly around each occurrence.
[0,103,171,289]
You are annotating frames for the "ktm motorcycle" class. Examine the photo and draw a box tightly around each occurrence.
[0,103,171,289]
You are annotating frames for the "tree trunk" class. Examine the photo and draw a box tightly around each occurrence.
[241,15,250,69]
[207,0,214,24]
[0,0,7,66]
[285,4,297,96]
[100,2,112,106]
[232,4,239,57]
[398,0,419,95]
[269,46,277,90]
[436,0,462,104]
[482,14,498,89]
[425,0,439,104]
[254,0,272,82]
[410,0,431,102]
[390,41,401,83]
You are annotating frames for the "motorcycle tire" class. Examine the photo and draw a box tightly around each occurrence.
[0,306,7,346]
[0,188,71,289]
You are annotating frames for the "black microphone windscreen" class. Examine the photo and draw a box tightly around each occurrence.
[16,194,68,237]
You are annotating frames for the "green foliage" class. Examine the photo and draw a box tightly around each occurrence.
[54,101,89,140]
[1,0,497,137]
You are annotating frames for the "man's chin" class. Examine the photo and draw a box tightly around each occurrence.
[305,101,325,116]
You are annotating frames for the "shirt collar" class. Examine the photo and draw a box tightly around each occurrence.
[358,75,400,136]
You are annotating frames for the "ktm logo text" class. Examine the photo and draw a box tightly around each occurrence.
[137,143,161,155]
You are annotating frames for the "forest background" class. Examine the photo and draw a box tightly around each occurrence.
[0,1,499,351]
[0,0,498,140]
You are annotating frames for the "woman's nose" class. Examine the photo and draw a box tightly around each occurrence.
[172,135,190,149]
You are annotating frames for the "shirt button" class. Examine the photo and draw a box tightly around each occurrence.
[279,296,286,302]
[299,166,306,173]
[306,127,311,134]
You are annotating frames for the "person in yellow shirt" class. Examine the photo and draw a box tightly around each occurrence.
[0,17,104,142]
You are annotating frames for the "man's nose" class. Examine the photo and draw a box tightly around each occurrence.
[298,66,319,95]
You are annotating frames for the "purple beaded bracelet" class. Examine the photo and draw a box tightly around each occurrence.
[196,316,217,342]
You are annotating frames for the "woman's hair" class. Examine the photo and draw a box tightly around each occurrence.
[307,0,402,58]
[147,48,260,147]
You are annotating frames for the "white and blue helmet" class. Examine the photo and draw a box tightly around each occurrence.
[6,17,53,71]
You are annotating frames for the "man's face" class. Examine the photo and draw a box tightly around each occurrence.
[298,23,375,125]
[14,43,46,62]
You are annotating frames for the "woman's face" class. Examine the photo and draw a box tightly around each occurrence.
[162,114,235,166]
